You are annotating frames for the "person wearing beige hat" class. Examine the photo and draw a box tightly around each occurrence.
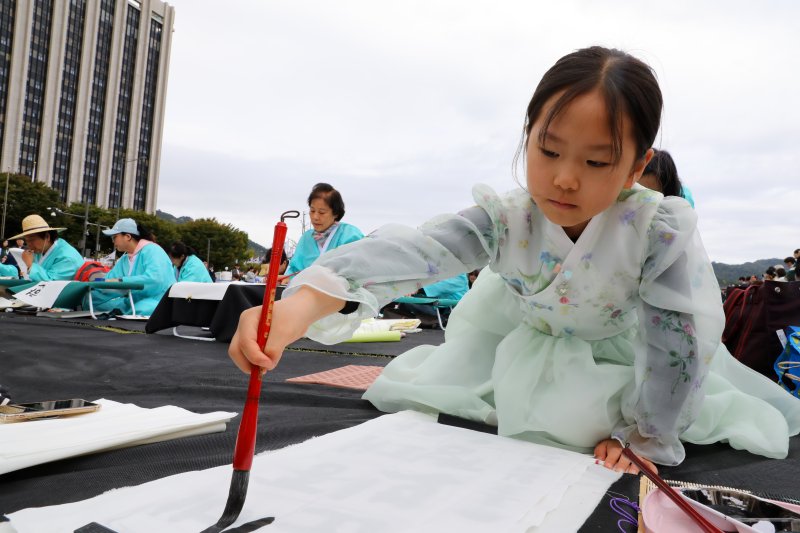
[1,214,83,281]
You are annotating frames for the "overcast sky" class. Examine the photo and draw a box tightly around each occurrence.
[157,0,799,265]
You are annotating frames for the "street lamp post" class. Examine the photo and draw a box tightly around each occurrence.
[82,202,89,256]
[1,172,9,240]
[86,221,107,255]
[206,238,212,263]
[48,206,106,258]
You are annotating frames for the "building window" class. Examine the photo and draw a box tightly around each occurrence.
[108,4,139,209]
[51,0,86,202]
[82,0,115,204]
[18,0,53,178]
[133,16,161,210]
[0,1,15,152]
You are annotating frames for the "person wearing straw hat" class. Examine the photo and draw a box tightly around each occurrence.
[87,218,174,316]
[0,214,83,281]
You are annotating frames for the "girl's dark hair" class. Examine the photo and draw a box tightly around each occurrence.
[765,266,777,277]
[168,241,197,259]
[643,149,684,198]
[516,46,662,170]
[308,182,345,221]
[776,267,787,278]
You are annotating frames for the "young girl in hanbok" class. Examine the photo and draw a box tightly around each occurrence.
[228,46,800,475]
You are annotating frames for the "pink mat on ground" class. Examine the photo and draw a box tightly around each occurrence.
[286,365,384,390]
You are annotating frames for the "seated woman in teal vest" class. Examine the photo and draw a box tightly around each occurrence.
[284,183,364,276]
[89,219,175,316]
[3,214,83,281]
[168,241,213,283]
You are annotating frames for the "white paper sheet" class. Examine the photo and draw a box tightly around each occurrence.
[8,248,27,278]
[0,399,236,475]
[168,281,246,300]
[0,296,28,309]
[12,280,71,308]
[8,410,620,533]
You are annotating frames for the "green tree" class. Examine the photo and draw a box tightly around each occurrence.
[1,173,64,241]
[53,203,116,256]
[178,218,249,269]
[2,173,253,266]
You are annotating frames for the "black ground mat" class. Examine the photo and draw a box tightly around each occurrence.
[1,313,798,530]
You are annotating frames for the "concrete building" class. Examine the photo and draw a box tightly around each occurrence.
[0,0,174,213]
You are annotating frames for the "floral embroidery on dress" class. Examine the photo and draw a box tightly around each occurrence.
[601,302,628,326]
[539,251,561,271]
[516,269,547,293]
[536,318,553,336]
[658,231,675,245]
[528,300,554,312]
[620,209,637,226]
[651,311,697,394]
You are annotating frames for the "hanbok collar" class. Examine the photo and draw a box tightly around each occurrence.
[127,239,153,274]
[36,238,59,264]
[548,211,606,258]
[313,222,340,253]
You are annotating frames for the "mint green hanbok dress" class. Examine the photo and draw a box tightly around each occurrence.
[284,184,800,465]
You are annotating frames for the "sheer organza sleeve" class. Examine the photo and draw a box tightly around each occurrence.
[613,196,725,465]
[282,184,504,344]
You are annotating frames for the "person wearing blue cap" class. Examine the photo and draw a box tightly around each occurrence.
[88,218,175,316]
[0,214,83,281]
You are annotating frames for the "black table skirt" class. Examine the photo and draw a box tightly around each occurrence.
[146,284,285,342]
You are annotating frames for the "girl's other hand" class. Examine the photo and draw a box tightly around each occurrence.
[594,438,658,475]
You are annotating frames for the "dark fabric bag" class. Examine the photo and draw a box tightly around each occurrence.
[722,280,800,379]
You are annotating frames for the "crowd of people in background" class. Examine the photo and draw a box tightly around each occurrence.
[0,182,371,317]
[1,169,794,319]
[728,249,799,288]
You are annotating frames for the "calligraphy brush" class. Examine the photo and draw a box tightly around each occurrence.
[622,446,724,533]
[201,210,300,533]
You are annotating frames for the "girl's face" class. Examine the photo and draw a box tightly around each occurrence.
[526,89,652,240]
[309,197,336,233]
[170,255,185,267]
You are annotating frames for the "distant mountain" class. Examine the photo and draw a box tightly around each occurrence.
[156,209,267,255]
[155,209,193,225]
[712,258,783,287]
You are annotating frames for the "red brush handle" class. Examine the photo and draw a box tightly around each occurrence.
[622,447,723,533]
[232,220,288,471]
